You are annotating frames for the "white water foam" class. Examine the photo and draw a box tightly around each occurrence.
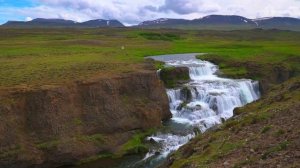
[143,54,260,165]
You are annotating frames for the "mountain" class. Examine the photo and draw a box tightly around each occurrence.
[138,18,189,27]
[2,18,125,28]
[253,17,300,30]
[2,15,300,30]
[80,19,124,27]
[137,15,257,29]
[137,15,300,31]
[192,15,256,25]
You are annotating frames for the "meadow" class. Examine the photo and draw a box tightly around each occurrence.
[0,28,300,88]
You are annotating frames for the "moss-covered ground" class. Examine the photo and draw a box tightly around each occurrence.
[0,28,300,88]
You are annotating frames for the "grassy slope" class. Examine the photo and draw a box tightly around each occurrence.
[167,77,300,168]
[0,28,300,89]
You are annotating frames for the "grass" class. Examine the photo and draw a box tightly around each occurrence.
[217,63,248,78]
[116,129,156,157]
[0,28,299,88]
[261,141,289,160]
[74,129,156,164]
[153,60,165,70]
[139,32,181,41]
[261,125,272,134]
[171,131,245,168]
[36,140,60,150]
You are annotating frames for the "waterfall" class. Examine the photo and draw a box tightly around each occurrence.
[140,54,261,168]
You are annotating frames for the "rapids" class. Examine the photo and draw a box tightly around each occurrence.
[120,53,260,168]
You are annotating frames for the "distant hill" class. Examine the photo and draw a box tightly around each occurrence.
[137,15,300,31]
[2,18,125,28]
[253,17,300,30]
[2,15,300,31]
[80,19,124,27]
[138,18,190,27]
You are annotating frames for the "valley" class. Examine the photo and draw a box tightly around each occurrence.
[0,28,299,168]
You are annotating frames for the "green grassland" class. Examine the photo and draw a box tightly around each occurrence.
[0,28,300,88]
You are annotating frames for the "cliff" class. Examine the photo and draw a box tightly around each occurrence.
[0,70,171,168]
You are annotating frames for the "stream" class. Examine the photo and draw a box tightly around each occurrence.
[136,53,260,168]
[80,53,261,168]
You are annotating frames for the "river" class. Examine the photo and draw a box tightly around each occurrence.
[80,53,261,168]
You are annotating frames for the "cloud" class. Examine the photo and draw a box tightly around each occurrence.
[25,16,32,21]
[143,0,220,15]
[158,0,202,14]
[1,0,300,25]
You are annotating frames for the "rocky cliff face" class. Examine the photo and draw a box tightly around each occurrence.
[0,71,171,168]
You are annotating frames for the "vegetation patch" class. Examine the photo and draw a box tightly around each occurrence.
[36,140,60,150]
[261,125,272,134]
[261,141,289,160]
[116,129,156,157]
[153,60,165,70]
[160,66,190,88]
[171,133,244,168]
[219,66,248,79]
[139,32,181,41]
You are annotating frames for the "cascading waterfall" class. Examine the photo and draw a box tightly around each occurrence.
[132,54,260,168]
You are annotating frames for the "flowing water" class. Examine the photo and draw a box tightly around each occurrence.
[133,53,261,168]
[82,53,261,168]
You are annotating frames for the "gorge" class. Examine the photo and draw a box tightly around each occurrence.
[115,53,261,168]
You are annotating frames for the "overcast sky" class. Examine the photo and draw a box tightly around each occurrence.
[1,0,300,25]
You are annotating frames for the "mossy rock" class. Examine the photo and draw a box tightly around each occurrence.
[160,67,190,88]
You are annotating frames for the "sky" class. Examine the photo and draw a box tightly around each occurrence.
[1,0,300,25]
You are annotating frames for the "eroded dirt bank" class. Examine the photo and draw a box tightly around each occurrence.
[0,69,171,168]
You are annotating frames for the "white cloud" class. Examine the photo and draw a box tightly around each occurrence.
[155,0,220,14]
[1,0,300,25]
[25,16,33,21]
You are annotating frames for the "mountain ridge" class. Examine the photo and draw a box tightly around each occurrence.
[2,15,300,30]
[2,18,125,28]
[137,15,300,31]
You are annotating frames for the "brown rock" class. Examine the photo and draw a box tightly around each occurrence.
[0,71,171,168]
